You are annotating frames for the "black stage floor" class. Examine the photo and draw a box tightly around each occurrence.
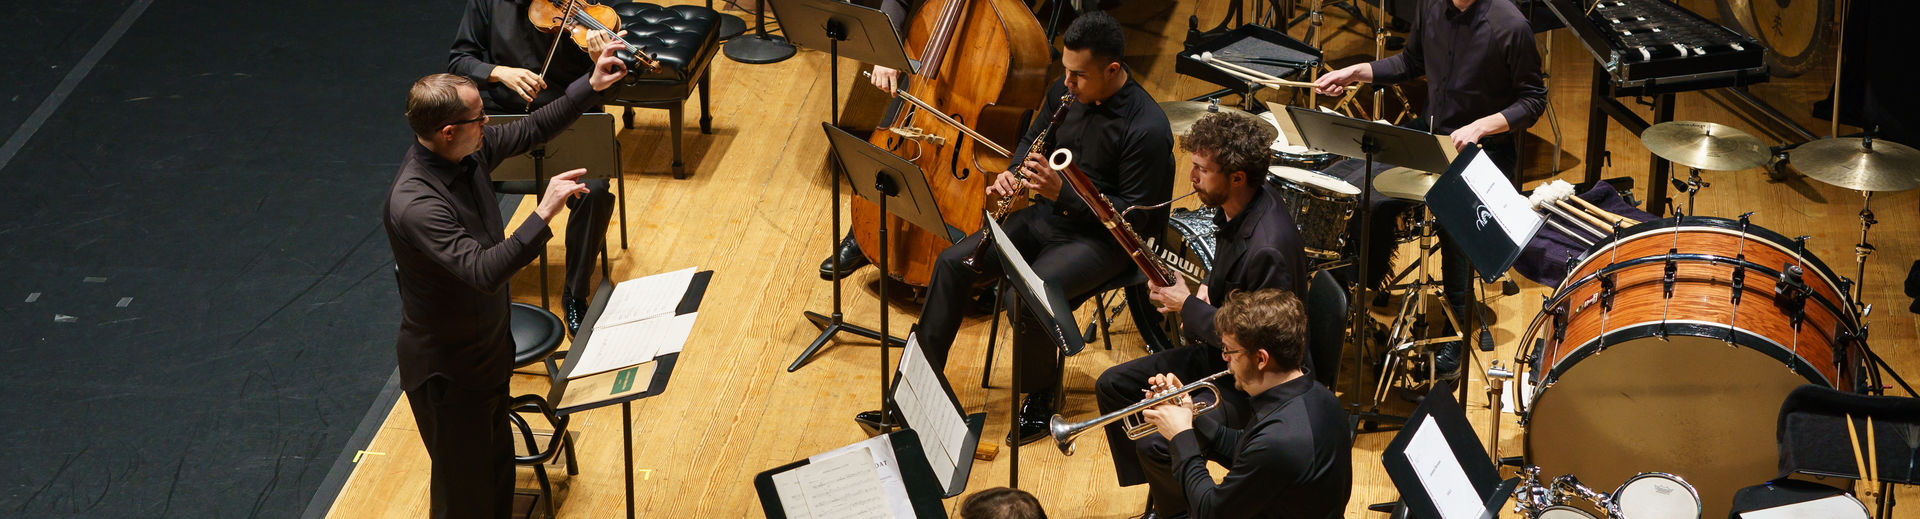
[0,1,467,515]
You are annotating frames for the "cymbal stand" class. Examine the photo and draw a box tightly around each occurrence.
[1853,189,1876,308]
[1669,167,1708,217]
[1372,206,1464,406]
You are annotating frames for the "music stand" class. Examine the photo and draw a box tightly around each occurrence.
[1286,106,1454,432]
[985,212,1084,488]
[487,113,624,308]
[824,122,959,433]
[1381,383,1517,519]
[780,0,916,373]
[722,0,795,63]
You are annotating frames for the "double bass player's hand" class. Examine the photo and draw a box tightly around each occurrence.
[870,65,902,94]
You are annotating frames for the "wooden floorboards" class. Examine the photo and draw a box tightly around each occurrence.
[328,1,1919,517]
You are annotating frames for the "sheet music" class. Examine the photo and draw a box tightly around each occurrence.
[895,334,971,489]
[986,215,1053,317]
[1739,494,1869,519]
[595,266,698,329]
[772,446,894,519]
[566,312,698,379]
[1406,419,1489,519]
[1460,151,1543,247]
[814,435,914,519]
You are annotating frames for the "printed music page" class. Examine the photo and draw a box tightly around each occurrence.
[987,215,1053,317]
[772,446,894,519]
[898,335,967,488]
[1406,419,1488,519]
[566,312,698,379]
[595,266,698,329]
[812,436,914,518]
[1460,151,1542,247]
[1739,494,1868,519]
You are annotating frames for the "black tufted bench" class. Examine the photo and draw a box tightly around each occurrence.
[608,2,723,179]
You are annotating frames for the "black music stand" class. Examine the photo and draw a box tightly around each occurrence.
[1287,106,1454,432]
[723,0,795,63]
[487,113,624,308]
[780,0,917,373]
[824,122,959,433]
[985,213,1084,488]
[1380,383,1517,519]
[887,332,986,497]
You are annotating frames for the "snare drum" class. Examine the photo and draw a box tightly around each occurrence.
[1268,166,1360,260]
[1537,507,1599,519]
[1262,110,1342,171]
[1610,473,1700,519]
[1517,216,1864,519]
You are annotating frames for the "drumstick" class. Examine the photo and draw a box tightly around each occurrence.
[1194,53,1356,91]
[1848,413,1870,485]
[1556,200,1616,231]
[1568,196,1641,227]
[1543,219,1597,246]
[1868,415,1878,489]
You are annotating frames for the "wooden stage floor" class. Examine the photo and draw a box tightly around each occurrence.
[328,1,1919,517]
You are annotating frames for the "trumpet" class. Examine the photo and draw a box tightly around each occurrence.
[1048,370,1229,455]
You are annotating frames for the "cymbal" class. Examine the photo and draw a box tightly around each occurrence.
[1160,101,1253,137]
[1375,167,1440,201]
[1639,121,1769,171]
[1789,137,1920,192]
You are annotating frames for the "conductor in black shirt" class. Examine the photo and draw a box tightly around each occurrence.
[1312,0,1546,373]
[449,0,624,332]
[1142,289,1352,519]
[386,42,629,518]
[1095,112,1309,518]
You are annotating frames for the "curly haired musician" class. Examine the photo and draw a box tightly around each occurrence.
[1094,112,1309,518]
[1141,289,1351,519]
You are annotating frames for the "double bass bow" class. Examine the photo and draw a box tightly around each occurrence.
[851,0,1050,287]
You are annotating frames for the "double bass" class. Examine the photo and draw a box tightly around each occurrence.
[850,0,1051,287]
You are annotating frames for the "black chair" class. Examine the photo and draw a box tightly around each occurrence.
[607,2,724,179]
[1304,269,1347,389]
[507,394,578,518]
[510,302,567,379]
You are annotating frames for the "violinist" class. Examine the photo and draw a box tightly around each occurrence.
[854,11,1175,446]
[449,0,622,332]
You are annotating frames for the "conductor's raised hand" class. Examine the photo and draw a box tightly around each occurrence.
[588,37,631,92]
[536,168,593,221]
[1019,152,1062,200]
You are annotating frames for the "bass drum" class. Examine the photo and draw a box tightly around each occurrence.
[1149,207,1219,347]
[1717,0,1832,77]
[1517,217,1864,519]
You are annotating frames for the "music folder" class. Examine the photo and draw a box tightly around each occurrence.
[754,430,947,519]
[887,333,987,497]
[986,211,1085,356]
[1424,145,1543,282]
[1382,383,1516,519]
[547,270,713,413]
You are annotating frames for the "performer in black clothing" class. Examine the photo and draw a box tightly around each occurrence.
[858,11,1175,445]
[1313,0,1545,372]
[449,0,622,332]
[1095,112,1309,518]
[385,41,629,518]
[1141,289,1352,519]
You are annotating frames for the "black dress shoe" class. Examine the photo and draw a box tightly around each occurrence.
[854,409,900,436]
[819,234,870,280]
[561,295,587,336]
[1008,390,1056,446]
[1432,340,1463,381]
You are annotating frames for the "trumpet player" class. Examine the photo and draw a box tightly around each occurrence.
[1094,112,1309,518]
[1139,289,1351,519]
[852,11,1175,446]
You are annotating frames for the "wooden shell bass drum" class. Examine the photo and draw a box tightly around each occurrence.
[851,0,1049,287]
[1516,216,1864,519]
[1717,0,1832,77]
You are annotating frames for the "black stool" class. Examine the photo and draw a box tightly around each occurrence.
[607,3,723,179]
[511,302,566,378]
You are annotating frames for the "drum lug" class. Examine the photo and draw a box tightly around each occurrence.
[1600,273,1616,312]
[1662,250,1677,299]
[1550,306,1567,344]
[1774,263,1809,330]
[1730,254,1746,306]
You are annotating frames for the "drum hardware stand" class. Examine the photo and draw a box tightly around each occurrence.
[1486,361,1513,459]
[1852,189,1876,308]
[1372,207,1467,406]
[1667,167,1708,217]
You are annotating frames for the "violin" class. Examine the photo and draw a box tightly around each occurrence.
[528,0,660,77]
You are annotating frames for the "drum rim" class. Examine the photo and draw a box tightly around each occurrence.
[1537,321,1835,390]
[1567,217,1856,321]
[1612,471,1702,517]
[1537,505,1601,519]
[1268,166,1361,195]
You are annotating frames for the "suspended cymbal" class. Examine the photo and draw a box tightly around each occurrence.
[1639,121,1770,171]
[1160,101,1252,137]
[1789,137,1920,192]
[1375,167,1441,201]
